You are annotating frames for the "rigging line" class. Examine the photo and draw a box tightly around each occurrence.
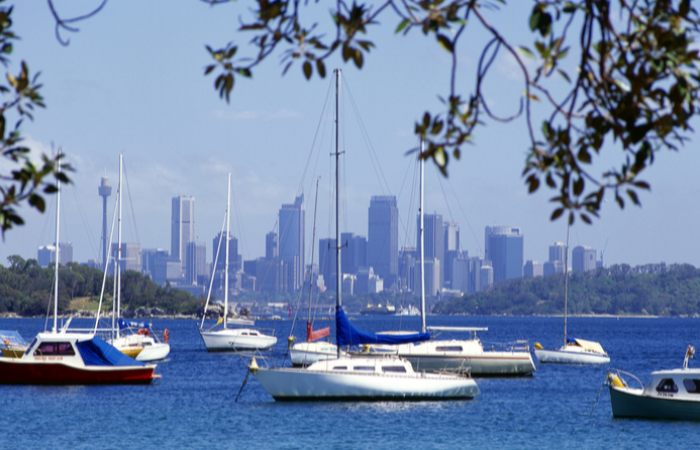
[230,175,249,259]
[445,171,482,257]
[70,183,99,261]
[37,193,54,253]
[434,164,457,223]
[122,159,141,247]
[342,78,392,196]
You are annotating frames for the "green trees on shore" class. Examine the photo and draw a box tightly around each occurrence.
[433,263,700,317]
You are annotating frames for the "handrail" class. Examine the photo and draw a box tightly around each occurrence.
[608,368,644,390]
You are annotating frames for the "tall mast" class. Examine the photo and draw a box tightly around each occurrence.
[117,154,123,339]
[224,173,231,329]
[307,177,320,340]
[334,68,342,357]
[564,220,570,347]
[53,150,61,333]
[419,140,426,334]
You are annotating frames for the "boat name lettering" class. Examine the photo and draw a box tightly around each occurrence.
[657,392,674,398]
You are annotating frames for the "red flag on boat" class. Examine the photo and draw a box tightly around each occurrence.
[307,322,330,342]
[288,304,291,319]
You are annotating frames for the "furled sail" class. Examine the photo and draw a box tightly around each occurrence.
[335,306,430,346]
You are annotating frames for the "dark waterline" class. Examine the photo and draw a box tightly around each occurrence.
[2,315,699,449]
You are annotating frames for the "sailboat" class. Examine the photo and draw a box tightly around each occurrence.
[0,152,160,385]
[250,69,479,400]
[361,143,536,376]
[199,174,277,351]
[289,177,337,366]
[107,154,171,362]
[533,223,610,364]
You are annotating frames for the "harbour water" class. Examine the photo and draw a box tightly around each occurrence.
[2,315,699,449]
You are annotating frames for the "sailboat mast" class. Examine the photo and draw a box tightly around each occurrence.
[564,220,570,347]
[419,140,426,334]
[334,68,342,357]
[224,173,231,330]
[307,177,320,340]
[117,154,123,339]
[53,150,61,333]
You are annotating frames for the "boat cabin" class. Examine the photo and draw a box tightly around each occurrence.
[643,369,700,401]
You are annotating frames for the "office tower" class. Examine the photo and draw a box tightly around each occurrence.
[544,242,566,276]
[319,238,337,292]
[98,176,112,266]
[524,260,543,278]
[142,248,169,277]
[480,264,494,290]
[186,241,207,285]
[212,231,240,273]
[418,213,444,291]
[368,196,398,287]
[37,242,73,268]
[485,226,524,283]
[266,232,278,260]
[341,232,367,275]
[398,247,417,292]
[279,195,305,291]
[444,221,460,252]
[111,243,142,273]
[171,196,195,277]
[414,257,440,297]
[572,245,597,273]
[452,256,488,293]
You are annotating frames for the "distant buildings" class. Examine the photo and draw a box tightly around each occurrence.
[572,245,597,273]
[37,242,73,267]
[367,196,398,288]
[419,213,444,292]
[279,195,305,292]
[171,196,195,277]
[524,260,543,278]
[544,242,566,276]
[485,226,523,283]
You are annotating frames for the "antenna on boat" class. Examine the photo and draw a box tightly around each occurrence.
[224,173,231,330]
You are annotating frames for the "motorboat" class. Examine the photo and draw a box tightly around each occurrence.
[250,70,478,402]
[290,341,340,366]
[198,173,277,352]
[607,345,700,420]
[396,305,420,316]
[252,354,479,401]
[535,337,610,364]
[1,330,28,358]
[0,329,159,385]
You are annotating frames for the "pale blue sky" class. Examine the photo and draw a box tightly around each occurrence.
[2,1,699,269]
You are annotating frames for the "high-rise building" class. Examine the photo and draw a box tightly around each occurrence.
[414,257,440,297]
[265,232,278,260]
[98,176,112,266]
[37,242,73,268]
[142,248,169,277]
[368,196,398,287]
[524,260,543,278]
[341,232,367,275]
[572,245,597,273]
[319,238,337,292]
[452,256,489,293]
[419,213,444,291]
[444,221,460,252]
[398,247,417,292]
[111,243,142,273]
[171,196,195,277]
[186,241,207,285]
[485,226,524,283]
[549,242,566,263]
[279,195,305,291]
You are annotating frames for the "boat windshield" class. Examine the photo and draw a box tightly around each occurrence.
[34,342,76,356]
[683,378,700,394]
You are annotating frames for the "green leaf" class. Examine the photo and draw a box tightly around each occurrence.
[236,68,252,78]
[204,65,216,75]
[557,69,570,83]
[518,46,535,59]
[316,59,326,78]
[437,35,454,53]
[303,61,312,79]
[550,208,564,221]
[395,19,410,33]
[627,189,640,205]
[573,177,584,196]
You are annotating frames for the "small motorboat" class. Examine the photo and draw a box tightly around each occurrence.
[535,337,610,364]
[607,345,700,420]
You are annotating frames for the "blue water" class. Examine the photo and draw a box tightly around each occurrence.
[1,315,699,449]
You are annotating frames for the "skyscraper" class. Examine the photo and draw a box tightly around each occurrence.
[171,196,195,277]
[485,226,524,283]
[279,195,305,291]
[98,176,112,266]
[418,213,444,291]
[572,245,597,273]
[341,232,367,275]
[265,231,278,260]
[544,242,566,276]
[319,238,337,292]
[186,241,207,285]
[367,196,398,287]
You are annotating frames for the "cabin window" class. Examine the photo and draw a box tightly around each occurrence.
[436,346,463,352]
[34,342,75,356]
[250,332,258,336]
[382,366,407,373]
[682,379,700,394]
[353,366,375,371]
[332,366,347,371]
[655,378,678,393]
[241,333,249,336]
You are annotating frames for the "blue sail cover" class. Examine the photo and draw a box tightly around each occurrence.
[336,306,430,347]
[76,337,146,367]
[118,319,151,330]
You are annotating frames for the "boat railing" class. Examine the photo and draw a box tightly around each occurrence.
[608,368,644,390]
[482,339,530,353]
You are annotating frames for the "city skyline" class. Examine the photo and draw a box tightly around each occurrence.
[3,2,700,271]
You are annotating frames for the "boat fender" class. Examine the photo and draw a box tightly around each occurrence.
[608,373,626,388]
[163,329,169,343]
[249,356,259,375]
[3,339,10,348]
[137,328,149,336]
[288,336,295,348]
[534,342,543,350]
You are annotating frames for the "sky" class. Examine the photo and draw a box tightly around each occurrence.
[2,1,699,270]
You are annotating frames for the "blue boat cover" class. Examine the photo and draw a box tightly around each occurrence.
[118,319,151,330]
[76,337,146,366]
[567,337,576,344]
[335,306,430,347]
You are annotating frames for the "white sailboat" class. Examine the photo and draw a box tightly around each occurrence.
[106,155,171,362]
[533,223,609,364]
[362,144,536,376]
[199,174,277,351]
[250,69,479,401]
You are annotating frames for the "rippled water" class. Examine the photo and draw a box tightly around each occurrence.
[2,315,699,449]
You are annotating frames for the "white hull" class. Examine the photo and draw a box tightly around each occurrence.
[253,357,479,401]
[110,335,171,362]
[290,342,340,366]
[200,328,277,351]
[535,347,609,364]
[136,343,170,361]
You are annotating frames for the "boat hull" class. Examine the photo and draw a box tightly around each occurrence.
[200,329,277,351]
[0,358,158,385]
[405,352,536,376]
[254,367,479,401]
[136,343,171,361]
[535,348,610,364]
[609,385,700,421]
